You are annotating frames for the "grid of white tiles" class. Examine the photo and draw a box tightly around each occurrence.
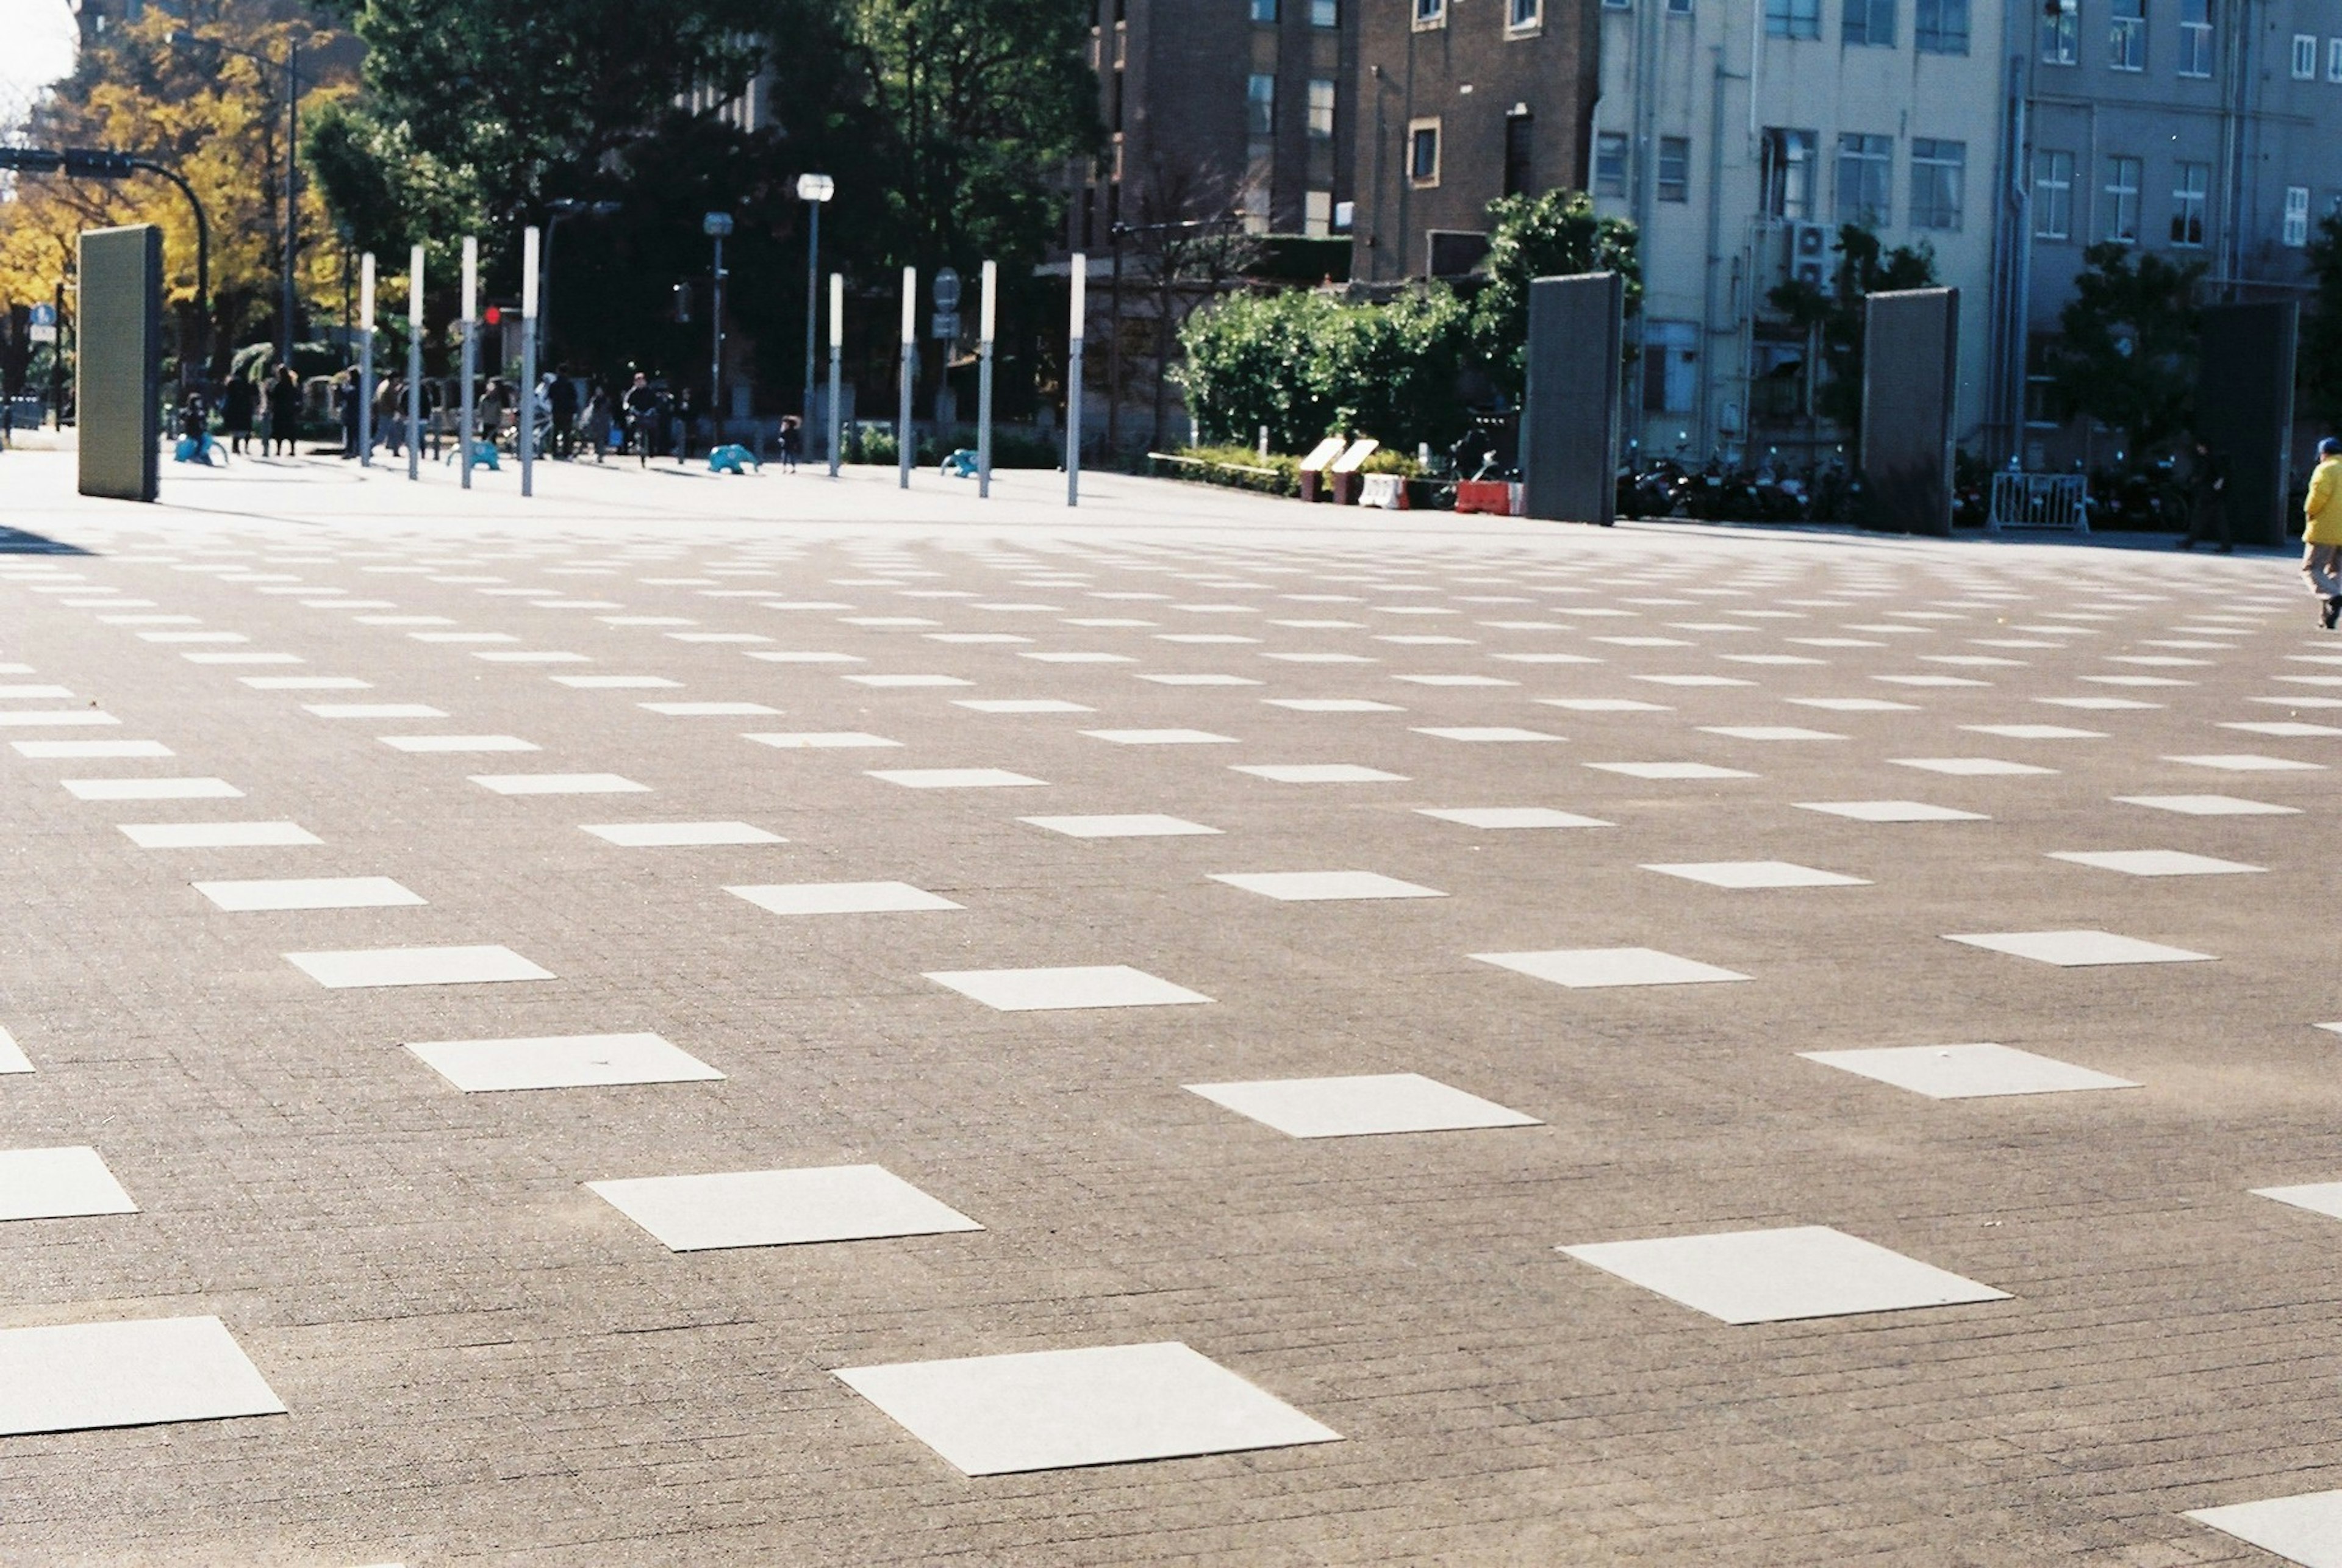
[5,519,2332,1555]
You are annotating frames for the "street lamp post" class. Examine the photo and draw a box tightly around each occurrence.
[703,210,733,455]
[977,260,996,500]
[898,265,916,490]
[826,271,843,479]
[797,173,834,459]
[357,251,374,468]
[520,225,540,498]
[1066,252,1086,508]
[539,198,619,374]
[282,37,299,368]
[406,244,422,482]
[459,234,477,489]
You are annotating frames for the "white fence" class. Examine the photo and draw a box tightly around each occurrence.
[1988,472,2089,534]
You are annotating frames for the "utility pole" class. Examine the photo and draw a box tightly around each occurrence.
[1066,252,1086,507]
[977,259,996,499]
[405,244,422,482]
[797,173,834,456]
[898,265,916,489]
[703,210,732,454]
[459,234,477,489]
[357,251,374,468]
[826,271,843,479]
[281,38,299,366]
[520,225,540,497]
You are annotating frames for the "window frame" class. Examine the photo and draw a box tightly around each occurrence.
[1764,0,1821,40]
[2041,2,2077,62]
[2177,0,2212,76]
[1305,77,1337,141]
[2169,159,2208,246]
[1910,137,1966,231]
[1844,0,1895,48]
[2032,148,2074,240]
[1595,131,1631,198]
[1309,0,1339,25]
[2329,37,2342,82]
[1761,127,1819,219]
[1834,132,1891,227]
[2102,154,2141,243]
[1508,0,1544,32]
[2285,185,2312,248]
[1408,117,1442,185]
[1658,135,1691,202]
[1413,0,1447,29]
[2109,0,2145,70]
[1246,71,1276,138]
[1915,0,1969,54]
[2294,32,2319,78]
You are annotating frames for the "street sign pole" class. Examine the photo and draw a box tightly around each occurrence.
[520,225,539,498]
[977,259,996,500]
[459,235,478,489]
[1066,253,1085,509]
[357,251,374,468]
[406,245,421,481]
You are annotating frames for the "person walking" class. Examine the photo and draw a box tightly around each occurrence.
[548,368,578,459]
[338,369,361,459]
[374,373,403,457]
[265,365,301,457]
[582,385,612,463]
[2179,439,2232,552]
[221,372,256,456]
[2305,437,2342,628]
[779,413,803,473]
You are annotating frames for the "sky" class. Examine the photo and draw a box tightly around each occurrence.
[0,0,79,132]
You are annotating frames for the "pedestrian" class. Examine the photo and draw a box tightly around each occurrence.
[265,365,301,457]
[478,377,508,451]
[673,384,697,464]
[582,385,612,463]
[548,368,578,458]
[338,369,361,459]
[374,373,403,457]
[779,413,803,473]
[2304,436,2342,628]
[221,371,256,456]
[2179,439,2231,552]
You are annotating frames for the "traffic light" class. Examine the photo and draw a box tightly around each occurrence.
[0,147,134,178]
[483,304,501,326]
[672,282,693,324]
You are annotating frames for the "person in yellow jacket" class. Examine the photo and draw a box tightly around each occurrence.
[2308,437,2342,629]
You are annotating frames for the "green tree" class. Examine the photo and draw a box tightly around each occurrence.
[1764,224,1938,437]
[1176,285,1470,454]
[2299,211,2342,426]
[2038,240,2204,460]
[1468,189,1641,401]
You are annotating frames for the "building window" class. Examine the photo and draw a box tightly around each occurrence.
[1408,118,1441,184]
[1237,179,1270,235]
[1247,73,1275,136]
[1844,0,1894,47]
[1306,79,1336,140]
[1658,136,1691,202]
[2170,160,2208,245]
[2109,0,2144,70]
[1510,0,1543,30]
[1835,132,1891,226]
[2285,185,2312,246]
[1304,190,1334,238]
[2102,154,2141,242]
[2041,0,2076,63]
[2294,33,2319,78]
[1915,0,1968,52]
[1642,320,1700,414]
[1504,112,1535,196]
[1761,127,1819,218]
[1595,132,1630,197]
[1413,0,1447,27]
[2328,37,2342,81]
[1251,0,1278,20]
[1602,0,1630,11]
[1668,0,1692,13]
[2032,149,2074,238]
[1911,138,1964,229]
[1766,0,1820,38]
[2178,0,2211,75]
[1311,0,1339,24]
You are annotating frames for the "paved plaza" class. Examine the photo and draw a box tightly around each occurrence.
[3,449,2341,1564]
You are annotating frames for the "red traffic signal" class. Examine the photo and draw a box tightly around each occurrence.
[483,304,502,325]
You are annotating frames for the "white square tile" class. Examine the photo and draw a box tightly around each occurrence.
[0,1317,284,1436]
[926,965,1211,1011]
[2188,1489,2342,1567]
[471,773,649,795]
[581,821,784,847]
[1083,729,1239,745]
[380,734,540,753]
[1699,726,1845,741]
[1211,871,1445,901]
[286,945,556,988]
[120,820,320,848]
[1265,699,1403,712]
[745,731,902,750]
[1644,861,1868,889]
[63,777,241,801]
[1876,675,1989,688]
[1021,814,1221,838]
[590,1164,980,1251]
[1472,947,1748,988]
[1635,675,1756,688]
[555,675,684,689]
[867,767,1045,789]
[1412,726,1561,743]
[1230,764,1409,784]
[1417,806,1611,829]
[2038,696,2160,710]
[1785,698,1917,712]
[640,701,781,717]
[1586,762,1756,781]
[2048,850,2263,876]
[1944,929,2213,966]
[728,881,961,915]
[1022,651,1133,664]
[0,1146,138,1220]
[1795,800,1986,823]
[956,699,1093,714]
[847,674,974,689]
[1889,757,2056,776]
[406,1031,722,1091]
[0,711,119,728]
[1140,673,1265,686]
[1392,674,1516,687]
[195,877,424,912]
[15,740,172,759]
[834,1341,1337,1476]
[1800,1043,2138,1098]
[2115,793,2299,815]
[1961,724,2104,740]
[1539,698,1670,712]
[0,685,74,700]
[2226,721,2342,737]
[305,704,448,720]
[1558,1225,2008,1324]
[2165,753,2323,771]
[1187,1073,1538,1138]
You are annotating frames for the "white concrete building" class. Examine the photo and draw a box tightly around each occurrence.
[1590,0,2010,468]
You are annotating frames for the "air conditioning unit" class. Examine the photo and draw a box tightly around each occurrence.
[1788,221,1832,292]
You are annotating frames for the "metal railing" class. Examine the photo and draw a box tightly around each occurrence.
[1988,472,2089,534]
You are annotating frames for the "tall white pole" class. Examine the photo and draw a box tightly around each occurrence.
[520,225,539,498]
[977,259,997,500]
[827,271,844,479]
[1066,252,1086,508]
[405,244,423,482]
[897,264,916,490]
[459,234,477,489]
[357,251,374,469]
